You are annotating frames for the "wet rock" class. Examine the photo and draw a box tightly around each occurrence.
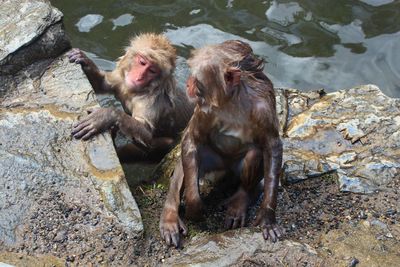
[0,1,142,265]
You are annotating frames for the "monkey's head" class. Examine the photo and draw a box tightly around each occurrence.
[187,44,242,108]
[117,33,177,92]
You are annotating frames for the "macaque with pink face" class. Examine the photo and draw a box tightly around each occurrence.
[67,33,193,161]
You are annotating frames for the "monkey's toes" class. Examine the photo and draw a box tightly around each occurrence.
[224,214,246,229]
[262,224,282,242]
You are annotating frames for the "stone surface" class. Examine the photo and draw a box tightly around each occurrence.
[164,229,325,266]
[0,55,143,265]
[281,85,400,193]
[0,0,143,265]
[163,219,400,267]
[0,0,70,75]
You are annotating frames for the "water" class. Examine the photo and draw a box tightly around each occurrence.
[51,0,400,98]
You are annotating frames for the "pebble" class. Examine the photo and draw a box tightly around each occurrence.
[349,257,359,267]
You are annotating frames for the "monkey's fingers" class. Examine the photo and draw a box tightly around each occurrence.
[262,227,277,242]
[72,127,89,139]
[72,121,90,135]
[67,51,89,66]
[67,51,82,63]
[66,48,80,59]
[233,215,246,229]
[224,216,235,229]
[169,223,182,248]
[163,231,172,247]
[178,217,188,236]
[171,232,180,248]
[161,228,180,248]
[72,124,95,140]
[262,224,282,243]
[81,129,97,140]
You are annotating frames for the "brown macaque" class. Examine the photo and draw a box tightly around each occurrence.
[160,40,283,247]
[67,33,193,161]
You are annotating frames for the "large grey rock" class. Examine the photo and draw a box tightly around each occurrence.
[0,55,143,265]
[281,85,400,193]
[0,0,143,265]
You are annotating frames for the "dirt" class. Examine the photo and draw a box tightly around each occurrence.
[128,171,399,266]
[2,168,397,266]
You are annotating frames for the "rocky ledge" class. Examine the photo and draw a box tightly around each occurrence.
[0,0,142,265]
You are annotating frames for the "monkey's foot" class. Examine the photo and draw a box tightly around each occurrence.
[159,209,188,248]
[254,208,283,242]
[224,188,250,229]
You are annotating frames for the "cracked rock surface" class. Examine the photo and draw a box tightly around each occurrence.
[0,0,142,265]
[279,85,400,193]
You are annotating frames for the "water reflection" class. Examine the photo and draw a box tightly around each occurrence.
[51,0,400,97]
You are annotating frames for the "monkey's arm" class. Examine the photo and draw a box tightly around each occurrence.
[67,48,114,94]
[181,131,204,220]
[159,159,188,248]
[254,136,283,242]
[159,114,206,248]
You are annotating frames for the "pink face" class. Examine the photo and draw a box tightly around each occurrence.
[125,54,161,91]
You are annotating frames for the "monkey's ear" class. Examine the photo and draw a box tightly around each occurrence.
[224,68,241,96]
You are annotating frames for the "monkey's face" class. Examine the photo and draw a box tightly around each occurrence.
[124,54,161,92]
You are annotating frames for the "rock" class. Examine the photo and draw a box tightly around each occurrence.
[164,229,325,266]
[280,85,400,193]
[0,0,142,265]
[0,0,70,75]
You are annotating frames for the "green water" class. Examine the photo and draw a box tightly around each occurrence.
[52,0,400,97]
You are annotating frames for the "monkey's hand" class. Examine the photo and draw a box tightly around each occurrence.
[160,208,188,248]
[254,207,282,242]
[72,108,117,140]
[67,48,98,73]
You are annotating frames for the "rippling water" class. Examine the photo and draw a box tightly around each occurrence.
[51,0,400,97]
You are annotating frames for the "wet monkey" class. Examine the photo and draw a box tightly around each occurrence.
[160,40,283,247]
[67,33,193,161]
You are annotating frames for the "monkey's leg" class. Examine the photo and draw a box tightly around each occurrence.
[184,145,225,221]
[224,147,263,229]
[159,159,187,248]
[117,137,175,162]
[116,143,147,162]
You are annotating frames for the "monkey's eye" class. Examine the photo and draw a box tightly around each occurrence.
[195,81,206,97]
[137,55,148,66]
[149,68,158,74]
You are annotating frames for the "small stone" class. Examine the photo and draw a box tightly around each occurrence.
[349,257,359,267]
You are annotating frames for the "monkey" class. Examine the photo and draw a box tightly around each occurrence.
[159,40,283,248]
[67,33,193,161]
